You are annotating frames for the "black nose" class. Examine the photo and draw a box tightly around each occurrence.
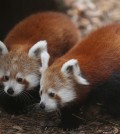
[7,88,14,95]
[40,102,45,109]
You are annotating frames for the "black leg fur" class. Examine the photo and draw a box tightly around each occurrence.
[59,104,81,129]
[88,72,120,117]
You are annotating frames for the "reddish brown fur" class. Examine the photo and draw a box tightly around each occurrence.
[0,12,80,114]
[4,12,80,64]
[43,23,120,103]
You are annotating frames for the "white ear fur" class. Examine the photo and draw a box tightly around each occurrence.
[0,41,8,55]
[61,59,89,85]
[28,40,50,72]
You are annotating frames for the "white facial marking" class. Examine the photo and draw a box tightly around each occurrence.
[26,74,40,88]
[16,72,24,79]
[5,71,10,76]
[0,70,10,79]
[58,88,76,104]
[61,59,89,85]
[40,86,77,112]
[40,89,57,112]
[48,88,56,94]
[0,41,8,55]
[4,80,24,96]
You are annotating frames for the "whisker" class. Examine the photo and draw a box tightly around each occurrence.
[20,92,28,104]
[0,90,6,96]
[0,91,4,93]
[16,94,22,104]
[22,92,31,104]
[16,92,25,104]
[25,91,34,99]
[0,90,4,92]
[24,92,33,103]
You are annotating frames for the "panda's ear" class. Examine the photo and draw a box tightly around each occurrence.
[28,40,50,72]
[61,59,89,85]
[0,41,8,56]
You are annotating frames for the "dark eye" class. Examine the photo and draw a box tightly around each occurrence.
[17,77,23,83]
[40,90,42,95]
[3,76,9,81]
[49,92,55,98]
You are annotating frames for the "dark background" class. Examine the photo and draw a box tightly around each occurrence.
[0,0,66,41]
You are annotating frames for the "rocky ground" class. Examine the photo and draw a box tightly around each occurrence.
[65,0,120,37]
[0,0,120,133]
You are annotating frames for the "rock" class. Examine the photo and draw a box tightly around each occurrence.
[13,126,23,131]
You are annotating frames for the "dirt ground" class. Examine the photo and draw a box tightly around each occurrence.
[0,0,120,133]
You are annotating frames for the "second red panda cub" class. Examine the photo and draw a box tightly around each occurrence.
[39,24,120,128]
[0,12,80,113]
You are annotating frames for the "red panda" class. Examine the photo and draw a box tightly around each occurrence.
[0,12,80,113]
[38,24,120,128]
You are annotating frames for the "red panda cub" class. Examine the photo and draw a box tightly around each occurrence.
[0,12,80,114]
[39,24,120,128]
